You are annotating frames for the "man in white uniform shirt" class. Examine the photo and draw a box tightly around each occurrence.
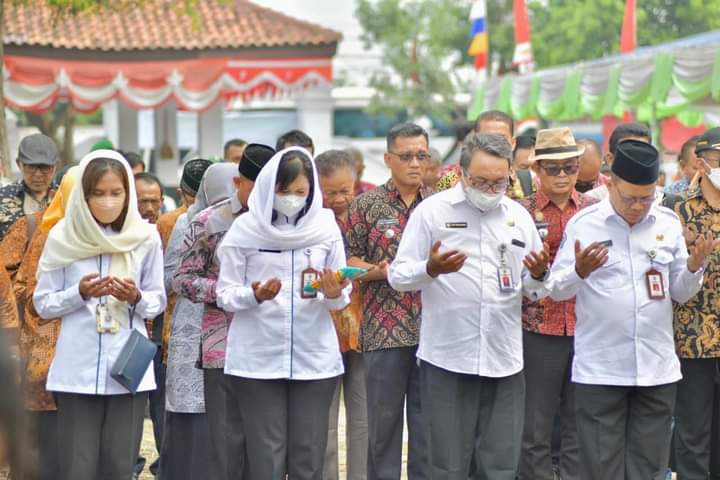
[548,139,719,480]
[389,133,550,479]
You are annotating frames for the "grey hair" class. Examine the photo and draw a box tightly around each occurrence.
[459,133,512,170]
[315,149,357,179]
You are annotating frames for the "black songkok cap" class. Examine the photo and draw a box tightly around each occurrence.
[238,144,275,181]
[181,158,213,195]
[611,139,659,185]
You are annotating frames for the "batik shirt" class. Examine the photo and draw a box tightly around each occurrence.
[673,186,720,358]
[0,181,52,240]
[172,195,246,368]
[345,181,429,351]
[520,190,597,336]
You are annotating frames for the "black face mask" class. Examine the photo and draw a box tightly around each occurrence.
[575,181,595,193]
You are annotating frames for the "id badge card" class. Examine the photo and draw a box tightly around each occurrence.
[300,268,320,299]
[96,303,119,333]
[645,268,666,300]
[497,266,514,292]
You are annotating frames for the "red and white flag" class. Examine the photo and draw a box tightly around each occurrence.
[512,0,534,73]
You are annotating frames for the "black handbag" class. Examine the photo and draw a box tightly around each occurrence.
[110,304,157,394]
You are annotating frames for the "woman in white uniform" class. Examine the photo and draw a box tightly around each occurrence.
[34,150,166,480]
[217,147,351,479]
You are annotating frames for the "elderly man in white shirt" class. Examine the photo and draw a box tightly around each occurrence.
[389,133,550,480]
[548,139,719,480]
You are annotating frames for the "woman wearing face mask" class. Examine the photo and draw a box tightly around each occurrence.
[160,162,237,480]
[217,147,351,480]
[33,150,165,480]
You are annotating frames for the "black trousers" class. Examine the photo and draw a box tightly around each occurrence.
[159,411,211,480]
[519,331,579,480]
[420,361,524,480]
[204,368,245,480]
[674,358,720,480]
[364,346,427,480]
[575,382,676,480]
[231,375,338,480]
[56,392,147,480]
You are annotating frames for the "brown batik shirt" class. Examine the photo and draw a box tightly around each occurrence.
[346,180,430,352]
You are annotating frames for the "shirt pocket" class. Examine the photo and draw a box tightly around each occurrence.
[592,256,627,290]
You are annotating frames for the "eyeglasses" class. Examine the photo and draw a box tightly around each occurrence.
[700,152,720,168]
[463,170,509,194]
[616,190,656,206]
[22,163,54,174]
[539,162,579,176]
[388,151,432,163]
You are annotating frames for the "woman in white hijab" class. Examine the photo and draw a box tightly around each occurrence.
[217,147,351,479]
[34,150,166,480]
[160,162,237,480]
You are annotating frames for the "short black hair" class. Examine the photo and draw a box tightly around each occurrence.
[224,139,247,157]
[114,149,144,171]
[514,135,535,152]
[134,172,163,191]
[315,149,356,178]
[609,123,651,155]
[679,135,700,163]
[275,150,314,224]
[276,130,314,154]
[475,110,515,136]
[386,123,429,151]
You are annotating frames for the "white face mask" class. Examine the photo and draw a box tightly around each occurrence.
[274,194,308,218]
[708,168,720,190]
[463,182,505,211]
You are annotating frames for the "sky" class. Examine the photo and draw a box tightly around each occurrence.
[250,0,382,85]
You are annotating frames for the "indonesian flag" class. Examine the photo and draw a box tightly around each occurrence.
[468,0,488,71]
[512,0,534,72]
[620,0,636,53]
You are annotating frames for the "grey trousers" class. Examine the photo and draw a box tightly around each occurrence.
[55,392,147,480]
[159,411,211,480]
[420,361,524,480]
[324,351,369,480]
[204,368,245,480]
[674,358,720,480]
[232,375,338,480]
[365,346,427,480]
[519,331,579,480]
[575,382,676,480]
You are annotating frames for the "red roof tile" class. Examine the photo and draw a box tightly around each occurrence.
[4,0,342,52]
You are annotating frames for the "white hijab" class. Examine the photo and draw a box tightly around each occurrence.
[186,162,238,221]
[219,147,341,251]
[38,150,157,324]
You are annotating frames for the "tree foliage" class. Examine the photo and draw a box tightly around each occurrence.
[529,0,720,69]
[355,0,474,121]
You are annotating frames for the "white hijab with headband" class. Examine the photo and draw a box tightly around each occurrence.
[186,162,238,221]
[38,149,158,324]
[219,146,342,252]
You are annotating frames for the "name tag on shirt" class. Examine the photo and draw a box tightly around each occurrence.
[376,218,399,228]
[445,222,468,229]
[646,268,665,300]
[511,239,526,248]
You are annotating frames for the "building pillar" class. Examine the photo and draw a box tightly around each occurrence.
[102,99,139,153]
[296,83,333,153]
[198,101,224,160]
[153,100,179,186]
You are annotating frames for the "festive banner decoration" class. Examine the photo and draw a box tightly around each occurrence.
[3,56,334,113]
[468,31,720,127]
